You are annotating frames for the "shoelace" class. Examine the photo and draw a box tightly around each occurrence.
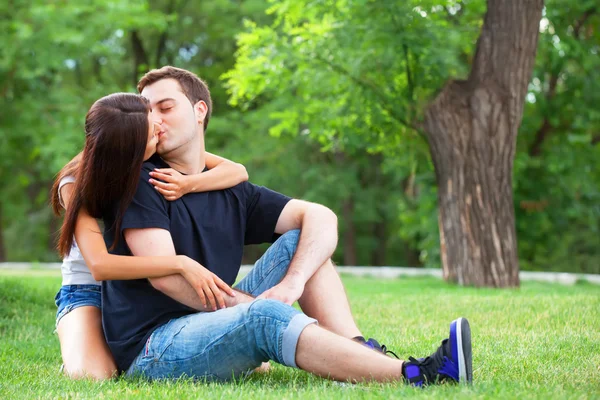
[407,340,456,384]
[354,336,400,359]
[364,338,400,359]
[379,344,400,359]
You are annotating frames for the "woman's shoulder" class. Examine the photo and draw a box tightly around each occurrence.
[59,175,76,188]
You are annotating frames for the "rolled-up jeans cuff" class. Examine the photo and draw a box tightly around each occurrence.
[281,313,317,368]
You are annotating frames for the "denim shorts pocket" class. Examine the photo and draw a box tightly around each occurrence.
[143,318,188,362]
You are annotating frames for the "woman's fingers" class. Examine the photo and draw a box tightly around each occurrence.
[149,179,174,190]
[153,185,176,197]
[215,277,236,297]
[208,280,226,309]
[153,168,175,175]
[203,284,217,311]
[149,172,175,184]
[195,286,208,309]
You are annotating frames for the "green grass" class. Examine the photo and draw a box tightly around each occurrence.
[1,270,599,399]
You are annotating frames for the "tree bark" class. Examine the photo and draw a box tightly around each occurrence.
[423,0,543,287]
[371,221,386,266]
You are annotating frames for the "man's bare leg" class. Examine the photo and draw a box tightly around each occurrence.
[298,259,362,339]
[295,324,403,382]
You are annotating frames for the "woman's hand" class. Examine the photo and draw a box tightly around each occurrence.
[178,256,236,311]
[149,168,190,201]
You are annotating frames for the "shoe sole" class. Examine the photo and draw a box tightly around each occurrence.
[450,317,472,384]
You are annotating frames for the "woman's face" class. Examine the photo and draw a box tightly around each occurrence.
[144,112,161,161]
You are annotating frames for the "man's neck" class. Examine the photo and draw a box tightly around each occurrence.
[160,139,206,175]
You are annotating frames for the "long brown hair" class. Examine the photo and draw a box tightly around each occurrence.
[55,93,151,257]
[51,152,83,216]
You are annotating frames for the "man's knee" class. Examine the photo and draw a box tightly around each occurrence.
[246,298,288,320]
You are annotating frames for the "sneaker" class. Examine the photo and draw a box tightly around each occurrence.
[402,317,472,386]
[353,336,399,358]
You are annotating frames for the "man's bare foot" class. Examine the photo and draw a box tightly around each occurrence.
[253,362,271,374]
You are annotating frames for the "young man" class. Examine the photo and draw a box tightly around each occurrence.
[101,66,473,386]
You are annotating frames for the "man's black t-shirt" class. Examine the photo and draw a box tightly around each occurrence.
[102,154,291,372]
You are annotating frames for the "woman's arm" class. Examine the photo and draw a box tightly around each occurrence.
[148,152,248,201]
[61,184,235,308]
[61,182,186,281]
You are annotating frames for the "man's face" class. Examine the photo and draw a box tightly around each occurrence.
[143,114,161,161]
[141,78,204,157]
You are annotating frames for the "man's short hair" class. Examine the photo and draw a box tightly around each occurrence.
[137,66,213,129]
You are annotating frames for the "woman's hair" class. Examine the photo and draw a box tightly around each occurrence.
[51,152,82,216]
[53,93,151,257]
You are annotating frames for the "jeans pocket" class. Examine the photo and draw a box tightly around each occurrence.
[144,318,188,361]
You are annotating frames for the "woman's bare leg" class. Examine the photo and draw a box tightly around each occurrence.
[56,306,117,380]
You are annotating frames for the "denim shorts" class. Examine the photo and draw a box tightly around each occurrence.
[54,284,102,326]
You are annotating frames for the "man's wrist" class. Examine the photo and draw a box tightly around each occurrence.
[284,269,307,285]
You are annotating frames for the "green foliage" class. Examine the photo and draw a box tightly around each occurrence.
[225,0,600,271]
[1,0,598,272]
[515,0,600,273]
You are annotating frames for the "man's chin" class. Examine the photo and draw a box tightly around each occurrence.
[156,144,168,156]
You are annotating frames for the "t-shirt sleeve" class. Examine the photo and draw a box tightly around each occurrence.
[120,166,170,233]
[243,182,291,245]
[58,176,76,209]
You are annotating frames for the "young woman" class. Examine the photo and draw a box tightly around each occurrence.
[51,92,248,380]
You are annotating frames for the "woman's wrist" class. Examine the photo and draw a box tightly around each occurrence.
[183,175,195,194]
[175,255,189,274]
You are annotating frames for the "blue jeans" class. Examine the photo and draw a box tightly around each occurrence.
[126,230,317,381]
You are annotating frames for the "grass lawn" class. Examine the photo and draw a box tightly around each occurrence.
[0,269,599,399]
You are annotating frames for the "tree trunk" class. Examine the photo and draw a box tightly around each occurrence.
[342,198,358,266]
[131,30,149,87]
[371,221,386,266]
[423,0,543,287]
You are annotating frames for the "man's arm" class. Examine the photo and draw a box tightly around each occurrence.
[258,199,338,304]
[124,228,250,311]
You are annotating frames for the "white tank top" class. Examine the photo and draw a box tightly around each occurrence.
[58,176,100,286]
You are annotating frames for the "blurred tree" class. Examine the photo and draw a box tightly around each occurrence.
[1,0,597,276]
[225,0,546,287]
[423,1,543,287]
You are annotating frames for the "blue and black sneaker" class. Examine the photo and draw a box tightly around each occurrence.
[402,317,472,386]
[353,336,399,358]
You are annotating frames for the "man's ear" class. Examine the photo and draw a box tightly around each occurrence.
[194,100,208,125]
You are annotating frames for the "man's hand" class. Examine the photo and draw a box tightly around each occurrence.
[149,168,190,201]
[257,274,305,305]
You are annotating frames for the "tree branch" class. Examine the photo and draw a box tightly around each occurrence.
[529,7,596,157]
[403,44,414,118]
[313,55,422,135]
[155,0,178,66]
[573,7,596,38]
[131,30,149,87]
[529,72,559,157]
